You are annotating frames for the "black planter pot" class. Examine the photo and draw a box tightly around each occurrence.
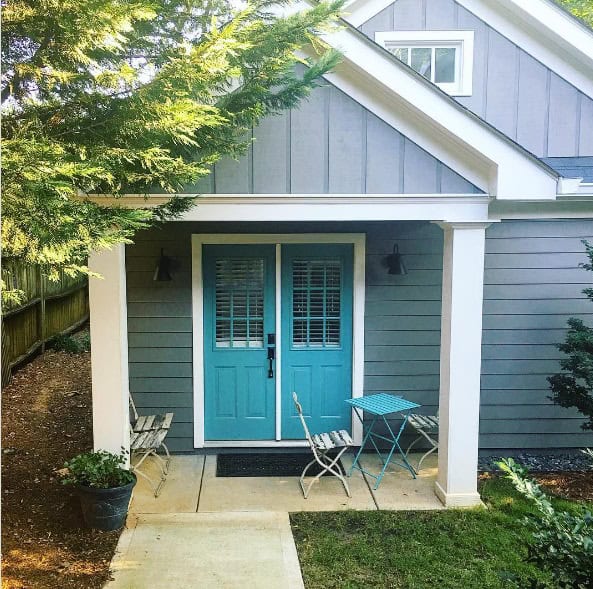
[77,476,136,531]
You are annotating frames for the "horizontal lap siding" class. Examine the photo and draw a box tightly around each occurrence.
[481,220,593,449]
[126,220,593,452]
[364,221,443,428]
[127,224,195,452]
[126,221,444,450]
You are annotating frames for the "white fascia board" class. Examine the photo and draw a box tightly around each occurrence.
[313,26,558,199]
[454,0,593,99]
[489,198,593,220]
[343,0,395,27]
[86,194,492,223]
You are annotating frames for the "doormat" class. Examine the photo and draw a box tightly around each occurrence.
[216,453,346,477]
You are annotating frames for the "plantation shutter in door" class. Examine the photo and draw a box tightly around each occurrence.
[215,258,264,349]
[203,245,276,441]
[281,244,353,439]
[292,259,342,348]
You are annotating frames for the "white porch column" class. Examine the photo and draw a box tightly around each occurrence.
[89,245,130,457]
[435,222,490,508]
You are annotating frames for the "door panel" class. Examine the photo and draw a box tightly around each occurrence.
[281,244,353,438]
[203,245,276,440]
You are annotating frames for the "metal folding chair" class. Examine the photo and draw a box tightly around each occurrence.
[405,413,439,471]
[293,392,354,499]
[129,394,174,497]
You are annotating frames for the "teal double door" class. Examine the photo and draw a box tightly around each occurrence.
[203,243,353,441]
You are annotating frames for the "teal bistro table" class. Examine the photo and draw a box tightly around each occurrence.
[346,393,421,489]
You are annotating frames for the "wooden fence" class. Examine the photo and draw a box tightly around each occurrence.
[1,260,89,384]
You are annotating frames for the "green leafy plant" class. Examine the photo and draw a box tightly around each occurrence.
[548,240,593,431]
[498,457,593,589]
[556,0,593,28]
[59,450,135,489]
[48,331,91,354]
[1,0,343,305]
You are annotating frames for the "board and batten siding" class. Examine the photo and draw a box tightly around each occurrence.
[185,82,481,195]
[126,219,593,452]
[359,0,593,158]
[481,219,593,448]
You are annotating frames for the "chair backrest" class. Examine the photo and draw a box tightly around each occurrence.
[129,392,139,422]
[292,392,314,446]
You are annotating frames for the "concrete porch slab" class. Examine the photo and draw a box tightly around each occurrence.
[359,453,444,511]
[105,511,304,589]
[130,455,204,514]
[198,454,377,513]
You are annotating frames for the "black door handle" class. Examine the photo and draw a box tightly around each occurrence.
[267,346,275,378]
[267,334,275,378]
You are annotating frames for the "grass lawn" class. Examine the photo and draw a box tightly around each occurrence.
[291,476,593,589]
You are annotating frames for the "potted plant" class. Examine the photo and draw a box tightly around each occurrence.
[58,449,136,531]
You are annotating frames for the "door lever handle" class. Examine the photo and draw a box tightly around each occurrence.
[267,347,275,378]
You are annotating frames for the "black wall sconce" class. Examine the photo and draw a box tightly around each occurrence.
[153,248,173,281]
[385,243,408,275]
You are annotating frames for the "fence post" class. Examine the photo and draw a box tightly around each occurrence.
[39,267,47,352]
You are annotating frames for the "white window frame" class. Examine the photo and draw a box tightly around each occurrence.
[375,30,474,97]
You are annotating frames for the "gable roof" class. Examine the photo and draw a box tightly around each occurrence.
[345,0,593,99]
[287,2,560,199]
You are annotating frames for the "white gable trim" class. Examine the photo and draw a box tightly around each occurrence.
[344,0,398,27]
[345,0,593,99]
[297,22,558,199]
[456,0,593,99]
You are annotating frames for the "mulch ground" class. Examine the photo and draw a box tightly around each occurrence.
[1,347,119,589]
[2,346,593,588]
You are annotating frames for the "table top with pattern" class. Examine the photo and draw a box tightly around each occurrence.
[345,393,420,416]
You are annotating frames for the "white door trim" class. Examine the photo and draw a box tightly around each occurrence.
[191,233,366,448]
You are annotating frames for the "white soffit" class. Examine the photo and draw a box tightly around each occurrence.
[345,0,593,99]
[301,24,558,199]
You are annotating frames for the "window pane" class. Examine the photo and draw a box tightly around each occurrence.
[215,257,264,348]
[411,48,432,79]
[389,47,409,64]
[435,47,456,83]
[291,259,341,348]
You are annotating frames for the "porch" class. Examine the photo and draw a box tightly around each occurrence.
[89,212,491,509]
[129,452,442,513]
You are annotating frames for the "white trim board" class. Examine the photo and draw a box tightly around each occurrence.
[374,30,475,97]
[191,233,366,449]
[86,194,492,222]
[344,0,593,99]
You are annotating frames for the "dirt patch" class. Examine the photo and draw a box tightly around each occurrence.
[1,345,119,589]
[536,472,593,502]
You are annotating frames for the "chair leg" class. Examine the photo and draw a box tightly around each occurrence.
[131,448,170,498]
[299,448,352,499]
[299,457,319,499]
[132,460,167,497]
[417,443,438,471]
[405,435,422,457]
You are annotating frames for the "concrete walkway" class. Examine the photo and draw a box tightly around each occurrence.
[105,453,441,588]
[106,512,304,589]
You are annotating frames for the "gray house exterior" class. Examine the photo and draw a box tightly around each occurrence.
[89,0,593,507]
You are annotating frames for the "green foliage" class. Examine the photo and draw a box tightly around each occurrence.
[499,457,593,589]
[548,241,593,430]
[59,449,135,489]
[291,476,576,588]
[2,0,343,303]
[556,0,593,27]
[48,331,91,353]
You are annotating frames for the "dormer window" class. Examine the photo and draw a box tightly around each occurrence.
[375,31,474,97]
